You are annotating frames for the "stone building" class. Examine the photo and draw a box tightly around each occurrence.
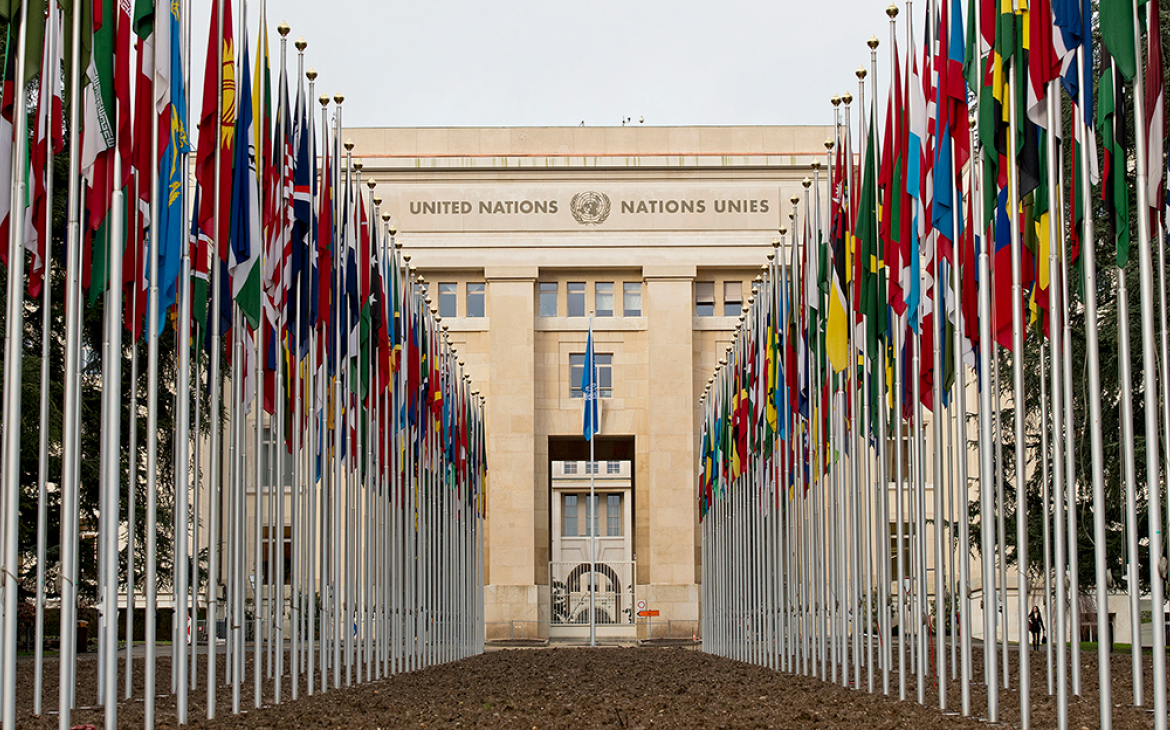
[353,125,832,640]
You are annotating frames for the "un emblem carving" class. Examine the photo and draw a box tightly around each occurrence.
[570,191,611,226]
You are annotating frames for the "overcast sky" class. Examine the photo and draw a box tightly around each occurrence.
[189,1,900,130]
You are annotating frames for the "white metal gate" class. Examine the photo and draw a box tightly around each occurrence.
[549,560,635,626]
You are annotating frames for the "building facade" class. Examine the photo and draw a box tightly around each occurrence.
[353,126,831,640]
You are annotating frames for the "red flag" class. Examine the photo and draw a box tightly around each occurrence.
[194,0,235,248]
[27,6,65,299]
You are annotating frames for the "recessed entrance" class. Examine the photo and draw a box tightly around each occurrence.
[548,436,636,639]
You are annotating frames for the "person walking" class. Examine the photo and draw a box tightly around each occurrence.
[1028,605,1045,651]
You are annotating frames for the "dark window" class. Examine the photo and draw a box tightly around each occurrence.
[596,282,614,317]
[564,495,578,537]
[262,526,292,585]
[696,281,715,317]
[723,281,743,317]
[439,283,457,318]
[539,282,558,317]
[607,494,621,537]
[466,282,485,317]
[569,353,613,398]
[623,282,642,316]
[567,282,586,317]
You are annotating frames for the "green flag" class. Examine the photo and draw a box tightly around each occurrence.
[1100,0,1142,81]
[1099,47,1131,267]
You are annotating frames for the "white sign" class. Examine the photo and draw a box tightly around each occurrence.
[382,184,785,233]
[637,600,647,611]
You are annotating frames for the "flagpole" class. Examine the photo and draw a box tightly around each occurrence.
[0,0,30,722]
[57,0,86,722]
[588,313,596,647]
[1075,42,1120,729]
[880,8,897,699]
[958,105,974,718]
[291,40,307,702]
[1038,77,1071,730]
[931,114,949,724]
[207,0,226,716]
[1128,2,1168,725]
[864,36,879,695]
[144,1,166,717]
[33,4,59,717]
[1040,85,1061,705]
[175,2,194,717]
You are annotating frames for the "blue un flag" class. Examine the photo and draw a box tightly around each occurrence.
[582,321,599,441]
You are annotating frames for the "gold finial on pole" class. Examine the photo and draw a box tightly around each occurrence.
[825,138,835,151]
[802,177,812,189]
[277,21,290,37]
[831,95,842,107]
[842,91,853,105]
[886,3,899,18]
[307,67,317,81]
[318,94,328,107]
[868,34,880,50]
[344,139,354,152]
[334,93,345,105]
[295,37,307,52]
[857,65,867,80]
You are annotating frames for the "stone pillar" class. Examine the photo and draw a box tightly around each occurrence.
[642,265,699,638]
[483,267,541,640]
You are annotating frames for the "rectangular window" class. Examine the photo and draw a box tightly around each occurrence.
[539,282,558,317]
[466,282,485,318]
[607,460,620,474]
[563,460,577,475]
[607,494,621,537]
[886,442,911,478]
[585,461,599,475]
[261,426,294,490]
[890,523,911,582]
[723,281,743,316]
[570,353,613,398]
[696,281,715,317]
[438,282,457,318]
[261,526,292,585]
[595,282,614,317]
[567,282,586,317]
[564,495,578,537]
[623,282,642,316]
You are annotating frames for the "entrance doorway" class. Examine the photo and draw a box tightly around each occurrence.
[548,436,635,639]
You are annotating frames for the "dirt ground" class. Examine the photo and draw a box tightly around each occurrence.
[13,644,1169,729]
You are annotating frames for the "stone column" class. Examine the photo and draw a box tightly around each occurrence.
[643,265,698,638]
[483,267,541,639]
